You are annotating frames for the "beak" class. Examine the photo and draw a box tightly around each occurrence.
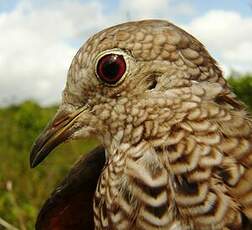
[30,107,86,168]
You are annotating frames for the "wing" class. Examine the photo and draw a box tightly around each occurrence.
[163,81,252,229]
[35,146,106,230]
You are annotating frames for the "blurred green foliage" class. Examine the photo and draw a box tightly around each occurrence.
[0,101,97,229]
[228,73,252,111]
[0,74,252,229]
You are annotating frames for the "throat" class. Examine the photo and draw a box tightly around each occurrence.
[94,141,175,229]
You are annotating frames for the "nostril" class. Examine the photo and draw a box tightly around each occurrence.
[147,77,158,90]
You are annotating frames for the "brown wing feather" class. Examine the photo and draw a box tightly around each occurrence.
[35,146,106,230]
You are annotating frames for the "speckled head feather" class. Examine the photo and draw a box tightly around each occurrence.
[31,20,252,230]
[64,20,227,107]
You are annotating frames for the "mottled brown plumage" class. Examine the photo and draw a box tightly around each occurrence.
[31,20,252,229]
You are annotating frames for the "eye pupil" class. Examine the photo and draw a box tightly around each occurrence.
[96,53,126,84]
[101,60,120,78]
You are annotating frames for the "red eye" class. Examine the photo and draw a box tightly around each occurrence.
[96,53,126,85]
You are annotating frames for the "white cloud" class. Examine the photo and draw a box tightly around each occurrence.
[0,0,108,106]
[0,0,196,106]
[1,2,251,106]
[184,10,252,75]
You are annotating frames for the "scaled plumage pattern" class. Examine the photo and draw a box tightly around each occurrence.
[30,20,252,229]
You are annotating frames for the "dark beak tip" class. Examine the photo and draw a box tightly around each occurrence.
[29,150,39,168]
[30,159,37,168]
[29,145,46,168]
[29,109,80,169]
[30,157,44,169]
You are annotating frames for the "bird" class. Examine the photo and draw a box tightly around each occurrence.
[30,19,252,230]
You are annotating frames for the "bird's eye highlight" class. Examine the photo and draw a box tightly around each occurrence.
[96,53,126,85]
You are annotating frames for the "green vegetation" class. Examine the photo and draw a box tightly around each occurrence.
[228,73,252,111]
[0,101,97,229]
[0,74,252,229]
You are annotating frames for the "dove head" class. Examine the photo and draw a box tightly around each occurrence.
[30,19,226,167]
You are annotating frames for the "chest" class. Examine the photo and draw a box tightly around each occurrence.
[92,146,181,230]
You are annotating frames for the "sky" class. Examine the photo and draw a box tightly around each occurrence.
[0,0,252,106]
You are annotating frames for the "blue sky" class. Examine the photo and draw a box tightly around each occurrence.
[1,0,250,18]
[194,0,251,16]
[0,0,252,106]
[3,0,250,12]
